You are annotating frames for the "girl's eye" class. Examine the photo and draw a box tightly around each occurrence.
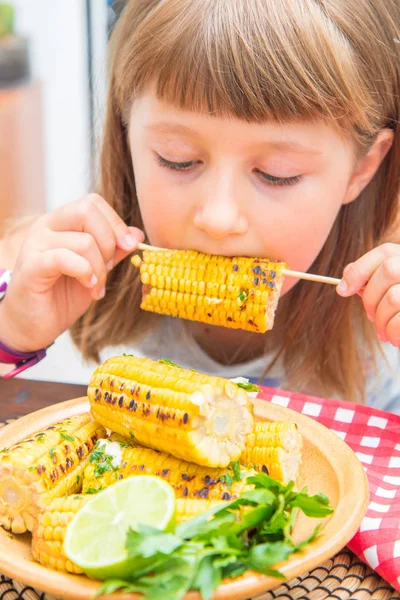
[254,168,301,187]
[156,155,198,171]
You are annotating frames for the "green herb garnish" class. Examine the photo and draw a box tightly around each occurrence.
[96,473,333,600]
[219,472,234,490]
[158,358,196,372]
[117,440,130,448]
[237,290,248,304]
[85,487,103,495]
[60,432,75,442]
[94,461,115,478]
[28,465,37,472]
[36,434,45,443]
[49,448,56,459]
[89,441,118,478]
[231,460,242,482]
[158,358,181,368]
[89,442,106,463]
[235,381,261,393]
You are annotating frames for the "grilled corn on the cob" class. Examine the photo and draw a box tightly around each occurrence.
[82,441,253,501]
[241,421,303,484]
[0,414,106,533]
[88,355,254,467]
[32,494,226,573]
[32,494,88,573]
[176,497,226,522]
[132,249,285,333]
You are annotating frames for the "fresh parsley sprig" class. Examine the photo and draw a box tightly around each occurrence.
[88,441,119,479]
[95,473,333,600]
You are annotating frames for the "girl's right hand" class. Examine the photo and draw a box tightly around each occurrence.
[0,194,144,353]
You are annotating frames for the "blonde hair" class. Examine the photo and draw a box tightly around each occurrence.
[71,0,400,402]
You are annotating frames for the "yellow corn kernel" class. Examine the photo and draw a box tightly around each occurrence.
[32,494,89,573]
[132,249,286,333]
[0,414,106,533]
[88,355,254,468]
[83,444,254,500]
[241,421,303,484]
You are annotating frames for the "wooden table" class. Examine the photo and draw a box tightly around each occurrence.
[0,378,86,420]
[0,379,399,600]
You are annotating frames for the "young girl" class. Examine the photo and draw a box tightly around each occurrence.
[0,0,399,412]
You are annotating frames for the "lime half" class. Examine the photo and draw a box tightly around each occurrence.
[64,475,176,580]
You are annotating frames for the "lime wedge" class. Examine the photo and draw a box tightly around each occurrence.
[64,475,176,580]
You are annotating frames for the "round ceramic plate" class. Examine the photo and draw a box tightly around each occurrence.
[0,397,369,600]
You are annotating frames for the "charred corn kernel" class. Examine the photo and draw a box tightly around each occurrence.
[132,249,286,333]
[241,421,303,484]
[0,414,106,533]
[32,494,88,573]
[83,444,254,501]
[176,498,226,522]
[88,355,254,468]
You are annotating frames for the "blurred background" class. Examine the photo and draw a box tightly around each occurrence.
[0,1,125,383]
[0,0,123,218]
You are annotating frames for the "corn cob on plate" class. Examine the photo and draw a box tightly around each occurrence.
[82,419,301,499]
[0,413,106,533]
[32,493,225,574]
[82,441,255,499]
[132,249,286,333]
[0,397,368,600]
[88,355,254,467]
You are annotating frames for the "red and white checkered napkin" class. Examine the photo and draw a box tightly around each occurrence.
[256,386,400,592]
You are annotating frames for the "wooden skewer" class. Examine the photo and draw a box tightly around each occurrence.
[281,269,340,286]
[136,243,341,286]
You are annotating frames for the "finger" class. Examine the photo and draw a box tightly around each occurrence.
[27,248,97,291]
[340,263,364,298]
[358,257,400,322]
[46,194,144,253]
[385,311,400,347]
[336,243,400,297]
[92,196,145,251]
[374,283,400,342]
[45,231,107,296]
[45,195,120,265]
[111,234,143,268]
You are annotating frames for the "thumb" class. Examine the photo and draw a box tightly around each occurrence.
[112,226,144,267]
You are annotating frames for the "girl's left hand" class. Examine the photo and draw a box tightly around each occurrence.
[336,243,400,346]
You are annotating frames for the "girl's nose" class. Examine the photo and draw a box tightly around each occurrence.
[193,172,248,239]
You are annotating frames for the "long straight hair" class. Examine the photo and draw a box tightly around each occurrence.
[71,0,400,402]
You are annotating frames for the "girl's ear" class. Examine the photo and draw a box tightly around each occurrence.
[342,128,394,205]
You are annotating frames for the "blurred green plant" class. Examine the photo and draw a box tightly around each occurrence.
[0,3,14,38]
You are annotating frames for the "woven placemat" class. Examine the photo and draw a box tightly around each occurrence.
[0,547,399,600]
[1,421,399,600]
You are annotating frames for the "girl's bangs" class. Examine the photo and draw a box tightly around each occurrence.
[120,0,377,132]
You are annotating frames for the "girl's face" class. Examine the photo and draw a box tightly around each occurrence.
[128,92,357,295]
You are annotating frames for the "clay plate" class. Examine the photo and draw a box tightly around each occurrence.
[0,397,369,600]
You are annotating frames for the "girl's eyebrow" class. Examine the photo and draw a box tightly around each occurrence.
[145,123,200,138]
[255,140,322,157]
[146,122,322,156]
